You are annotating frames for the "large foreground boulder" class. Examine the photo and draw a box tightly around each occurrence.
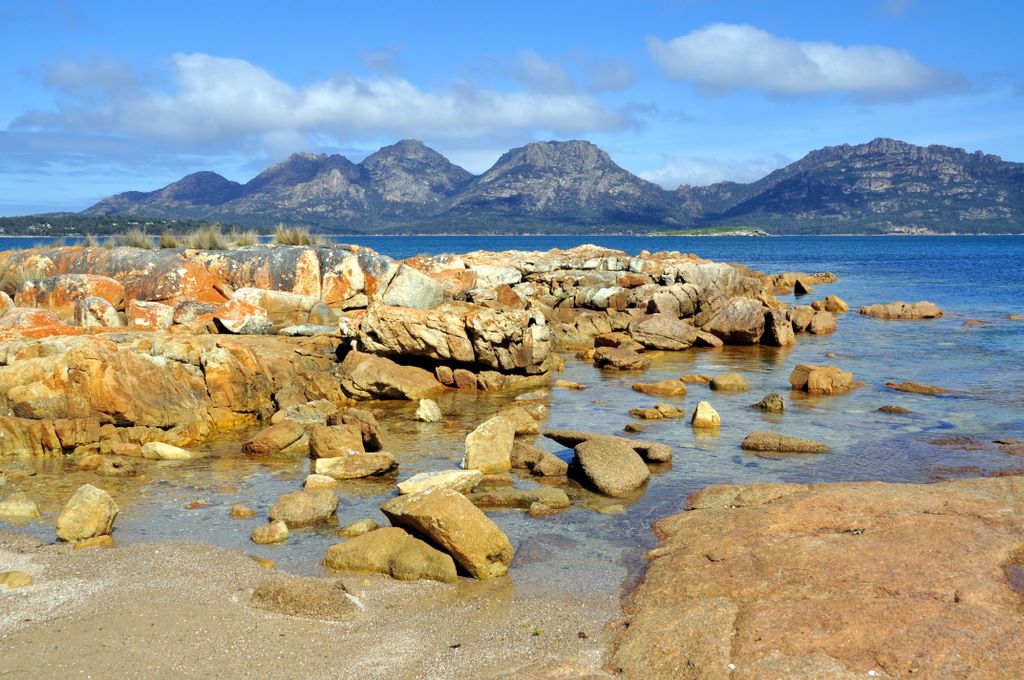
[612,477,1024,678]
[380,488,514,580]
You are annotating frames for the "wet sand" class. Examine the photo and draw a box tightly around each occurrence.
[0,530,616,679]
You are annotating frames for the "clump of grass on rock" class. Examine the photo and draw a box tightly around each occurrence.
[273,224,321,246]
[117,229,153,249]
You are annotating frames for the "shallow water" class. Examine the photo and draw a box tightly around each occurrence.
[3,235,1024,598]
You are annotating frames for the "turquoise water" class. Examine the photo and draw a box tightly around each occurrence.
[4,235,1024,593]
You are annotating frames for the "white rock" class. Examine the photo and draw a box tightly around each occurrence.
[690,400,721,429]
[415,399,443,423]
[141,441,198,461]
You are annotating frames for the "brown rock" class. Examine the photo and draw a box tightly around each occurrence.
[629,407,663,420]
[230,503,258,519]
[324,527,457,583]
[628,314,699,350]
[632,379,687,397]
[56,484,119,542]
[594,346,650,371]
[380,488,515,580]
[613,477,1024,679]
[812,295,849,313]
[878,405,911,414]
[250,574,357,620]
[709,372,749,392]
[681,374,712,384]
[74,296,123,329]
[788,364,854,395]
[702,298,765,345]
[308,424,364,458]
[251,520,289,544]
[242,419,306,455]
[496,406,540,436]
[761,309,796,346]
[126,300,174,330]
[336,518,380,537]
[466,487,571,510]
[329,408,385,451]
[751,392,785,413]
[268,489,339,527]
[462,415,515,473]
[553,379,586,391]
[741,431,829,454]
[808,310,837,335]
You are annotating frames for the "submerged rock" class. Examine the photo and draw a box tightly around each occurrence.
[466,487,571,510]
[251,520,289,545]
[860,301,943,319]
[593,346,650,371]
[751,392,785,413]
[885,381,954,395]
[741,431,829,454]
[250,574,357,621]
[0,492,41,522]
[414,398,443,423]
[631,379,687,397]
[709,372,749,392]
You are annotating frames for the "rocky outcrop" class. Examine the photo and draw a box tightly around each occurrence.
[860,301,943,319]
[613,477,1024,678]
[338,351,445,400]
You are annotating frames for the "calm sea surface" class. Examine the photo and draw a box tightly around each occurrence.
[5,235,1024,593]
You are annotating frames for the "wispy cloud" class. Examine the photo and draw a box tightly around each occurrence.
[648,23,964,101]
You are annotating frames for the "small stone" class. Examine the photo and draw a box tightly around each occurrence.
[73,535,114,550]
[681,374,712,384]
[789,364,854,395]
[654,403,685,418]
[184,500,209,510]
[741,431,830,454]
[691,401,721,429]
[303,474,339,490]
[268,489,339,528]
[0,571,33,591]
[528,502,559,517]
[415,399,443,423]
[885,381,954,395]
[710,373,749,392]
[879,405,911,414]
[629,407,663,420]
[314,452,397,480]
[77,454,106,471]
[624,422,648,433]
[752,392,785,413]
[251,520,289,544]
[230,503,258,519]
[336,518,380,538]
[553,380,586,390]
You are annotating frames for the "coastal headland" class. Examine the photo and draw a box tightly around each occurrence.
[1,241,1022,678]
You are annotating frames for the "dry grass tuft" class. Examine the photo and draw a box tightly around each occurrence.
[273,224,321,246]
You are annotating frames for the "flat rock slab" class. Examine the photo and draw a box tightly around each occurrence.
[314,453,396,480]
[612,477,1024,679]
[380,488,514,580]
[466,487,571,510]
[543,429,672,464]
[397,469,483,495]
[268,489,339,527]
[859,301,943,319]
[885,381,955,395]
[741,431,829,454]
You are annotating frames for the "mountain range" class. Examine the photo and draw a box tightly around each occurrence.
[84,138,1024,234]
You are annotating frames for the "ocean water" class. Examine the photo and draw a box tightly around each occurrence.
[4,235,1024,593]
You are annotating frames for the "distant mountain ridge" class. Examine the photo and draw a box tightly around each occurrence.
[84,138,1024,234]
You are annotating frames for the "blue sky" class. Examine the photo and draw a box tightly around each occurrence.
[1,0,1021,215]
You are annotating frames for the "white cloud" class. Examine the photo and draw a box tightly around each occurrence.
[15,52,635,147]
[648,23,962,100]
[639,153,790,188]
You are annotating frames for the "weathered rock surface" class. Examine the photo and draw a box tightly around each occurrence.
[702,298,764,345]
[380,488,515,579]
[74,296,123,329]
[243,420,306,455]
[627,314,698,350]
[268,489,339,527]
[741,432,829,454]
[324,527,458,583]
[751,392,785,413]
[17,273,125,316]
[860,301,944,319]
[414,398,442,422]
[572,439,650,498]
[788,364,855,395]
[308,424,364,459]
[250,574,357,620]
[613,477,1024,679]
[632,379,687,397]
[812,295,849,313]
[0,491,41,522]
[544,429,672,464]
[141,441,198,461]
[466,486,571,510]
[251,520,289,544]
[885,381,954,395]
[56,483,119,541]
